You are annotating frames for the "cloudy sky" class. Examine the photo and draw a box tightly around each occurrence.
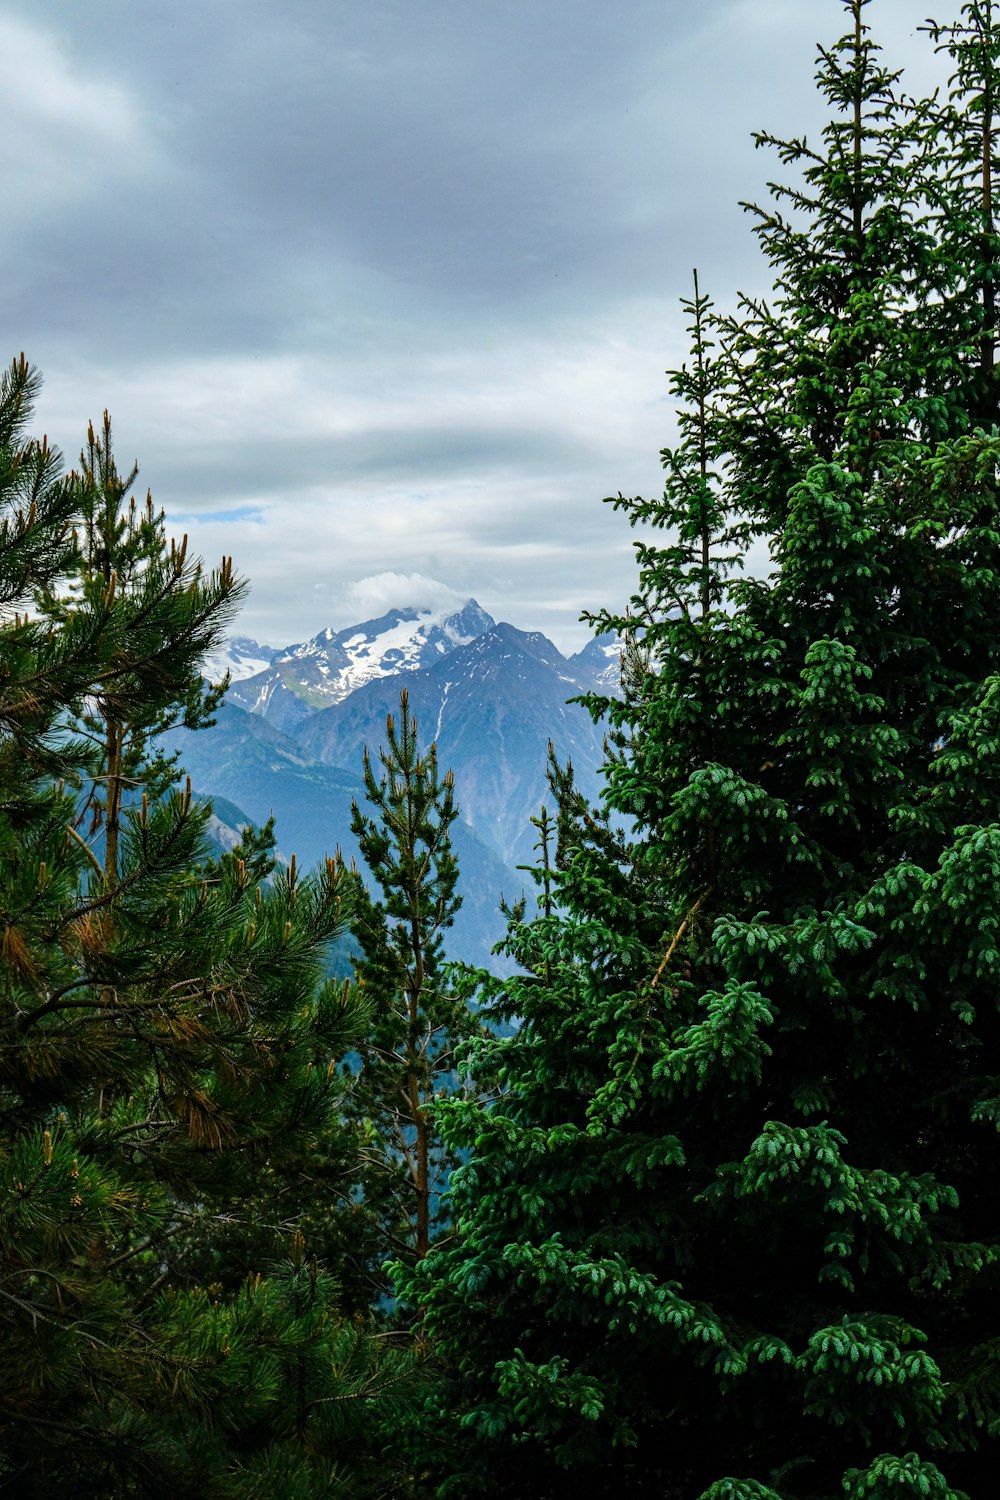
[6,0,941,651]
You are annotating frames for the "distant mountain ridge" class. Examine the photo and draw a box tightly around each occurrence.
[204,635,279,683]
[181,597,622,965]
[298,619,610,867]
[163,700,523,972]
[223,600,496,732]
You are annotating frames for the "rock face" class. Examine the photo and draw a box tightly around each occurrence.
[569,633,623,694]
[225,600,496,732]
[176,597,622,966]
[298,621,610,868]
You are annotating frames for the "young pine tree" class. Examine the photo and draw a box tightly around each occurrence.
[37,410,236,887]
[401,5,1000,1497]
[345,690,484,1281]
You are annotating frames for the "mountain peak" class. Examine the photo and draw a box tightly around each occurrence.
[203,635,279,683]
[226,597,496,729]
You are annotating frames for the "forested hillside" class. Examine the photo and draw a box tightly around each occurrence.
[4,2,1000,1497]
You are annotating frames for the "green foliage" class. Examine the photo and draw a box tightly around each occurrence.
[399,4,1000,1496]
[34,409,239,883]
[344,690,485,1279]
[0,362,419,1496]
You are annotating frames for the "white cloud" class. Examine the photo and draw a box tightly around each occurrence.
[31,299,678,652]
[14,0,952,656]
[0,10,154,214]
[342,574,468,619]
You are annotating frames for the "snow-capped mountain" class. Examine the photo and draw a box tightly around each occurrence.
[298,621,609,867]
[569,634,623,694]
[203,635,279,683]
[225,599,495,732]
[177,596,624,963]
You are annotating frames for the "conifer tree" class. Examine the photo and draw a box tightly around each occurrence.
[401,5,1000,1497]
[38,409,236,885]
[0,361,415,1497]
[921,0,1000,429]
[345,690,483,1280]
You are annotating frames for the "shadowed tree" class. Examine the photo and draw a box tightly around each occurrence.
[400,6,1000,1497]
[0,362,420,1499]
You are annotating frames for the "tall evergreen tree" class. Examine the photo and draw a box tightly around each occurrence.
[38,409,236,886]
[401,5,1000,1497]
[921,0,1000,430]
[0,362,415,1498]
[345,690,483,1280]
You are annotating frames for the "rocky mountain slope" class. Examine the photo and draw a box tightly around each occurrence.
[298,621,610,867]
[173,597,620,967]
[163,701,525,972]
[224,600,495,733]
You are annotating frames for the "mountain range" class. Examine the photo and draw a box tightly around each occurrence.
[221,600,496,732]
[175,600,621,969]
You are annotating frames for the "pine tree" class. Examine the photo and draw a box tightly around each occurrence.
[0,362,415,1497]
[401,5,1000,1497]
[37,409,237,886]
[344,690,484,1282]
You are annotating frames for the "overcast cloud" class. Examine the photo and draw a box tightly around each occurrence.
[6,0,944,650]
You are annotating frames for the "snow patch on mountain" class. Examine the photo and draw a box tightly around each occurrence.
[224,599,496,727]
[203,635,278,683]
[569,633,623,693]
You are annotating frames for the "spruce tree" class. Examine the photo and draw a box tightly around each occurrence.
[401,5,1000,1497]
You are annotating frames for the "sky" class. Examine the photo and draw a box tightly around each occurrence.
[5,0,944,652]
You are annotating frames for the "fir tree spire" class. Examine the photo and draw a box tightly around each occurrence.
[402,7,1000,1496]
